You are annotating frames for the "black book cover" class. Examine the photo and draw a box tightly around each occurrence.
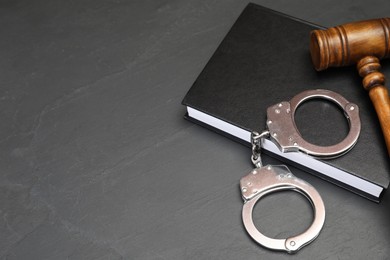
[182,3,390,201]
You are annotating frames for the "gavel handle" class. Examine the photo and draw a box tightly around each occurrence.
[357,56,390,156]
[368,86,390,156]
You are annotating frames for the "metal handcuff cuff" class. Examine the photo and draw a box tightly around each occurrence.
[240,89,361,253]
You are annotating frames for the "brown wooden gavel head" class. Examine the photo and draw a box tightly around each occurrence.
[310,18,390,156]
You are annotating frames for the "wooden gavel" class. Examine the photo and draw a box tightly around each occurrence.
[310,18,390,156]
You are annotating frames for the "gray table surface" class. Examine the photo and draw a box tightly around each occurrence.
[1,0,390,259]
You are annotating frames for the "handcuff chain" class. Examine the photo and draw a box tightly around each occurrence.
[251,130,270,168]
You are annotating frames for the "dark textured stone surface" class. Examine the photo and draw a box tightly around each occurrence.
[1,0,389,259]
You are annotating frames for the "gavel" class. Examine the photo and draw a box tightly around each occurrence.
[310,18,390,156]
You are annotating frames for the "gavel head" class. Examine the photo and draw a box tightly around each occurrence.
[310,18,390,71]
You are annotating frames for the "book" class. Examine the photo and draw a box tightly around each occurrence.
[182,3,390,202]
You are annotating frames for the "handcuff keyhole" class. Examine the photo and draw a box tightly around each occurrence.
[252,190,313,239]
[294,98,349,147]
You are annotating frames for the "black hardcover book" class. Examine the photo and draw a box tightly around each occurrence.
[182,3,390,201]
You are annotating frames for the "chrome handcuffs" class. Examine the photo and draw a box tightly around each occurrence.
[240,89,361,253]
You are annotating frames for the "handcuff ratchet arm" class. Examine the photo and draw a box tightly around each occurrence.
[240,165,326,253]
[266,89,361,158]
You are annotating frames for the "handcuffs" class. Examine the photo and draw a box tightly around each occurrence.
[240,89,361,253]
